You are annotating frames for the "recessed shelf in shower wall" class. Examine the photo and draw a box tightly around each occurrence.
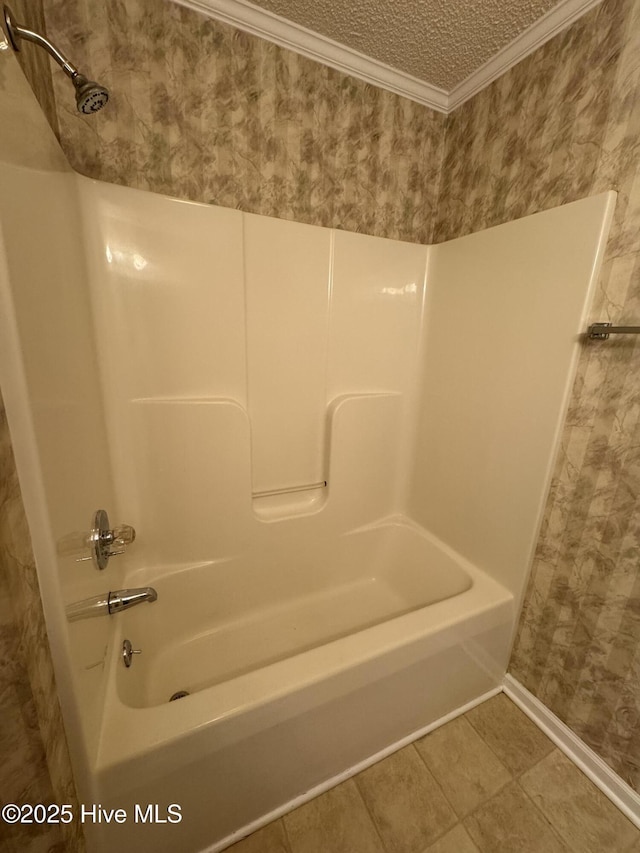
[242,216,428,514]
[251,483,327,519]
[249,392,403,522]
[80,180,429,551]
[126,393,402,542]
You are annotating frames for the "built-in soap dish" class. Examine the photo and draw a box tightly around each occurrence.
[252,480,327,520]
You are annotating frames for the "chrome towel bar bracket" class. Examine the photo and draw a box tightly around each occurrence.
[587,322,640,340]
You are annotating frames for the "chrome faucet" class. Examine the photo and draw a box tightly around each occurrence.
[107,588,157,613]
[66,587,158,621]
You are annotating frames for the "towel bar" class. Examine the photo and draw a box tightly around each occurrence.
[587,322,640,340]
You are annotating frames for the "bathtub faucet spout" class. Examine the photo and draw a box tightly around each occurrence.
[107,587,158,614]
[66,587,158,621]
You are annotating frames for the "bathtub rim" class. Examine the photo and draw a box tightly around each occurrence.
[95,515,514,775]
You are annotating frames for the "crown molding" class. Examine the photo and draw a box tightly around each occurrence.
[173,0,604,115]
[448,0,605,110]
[173,0,449,112]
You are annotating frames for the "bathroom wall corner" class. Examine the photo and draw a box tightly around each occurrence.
[433,0,640,794]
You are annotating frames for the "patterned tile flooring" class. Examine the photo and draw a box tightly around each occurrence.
[227,693,640,853]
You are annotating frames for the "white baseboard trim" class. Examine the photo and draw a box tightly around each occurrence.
[503,674,640,830]
[203,678,639,851]
[203,685,502,852]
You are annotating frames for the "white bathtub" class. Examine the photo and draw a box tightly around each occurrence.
[93,516,513,853]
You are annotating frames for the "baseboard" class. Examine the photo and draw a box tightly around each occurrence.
[503,674,640,829]
[203,685,503,852]
[204,677,640,851]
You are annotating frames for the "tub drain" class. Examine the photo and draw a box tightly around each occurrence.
[169,690,190,701]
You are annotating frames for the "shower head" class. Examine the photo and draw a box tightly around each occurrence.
[2,5,109,114]
[72,73,109,114]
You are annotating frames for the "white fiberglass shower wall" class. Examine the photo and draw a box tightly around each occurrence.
[80,183,429,553]
[0,40,615,853]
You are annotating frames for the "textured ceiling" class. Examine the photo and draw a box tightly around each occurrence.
[247,0,561,89]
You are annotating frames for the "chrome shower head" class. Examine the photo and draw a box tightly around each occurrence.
[72,73,109,114]
[3,5,109,115]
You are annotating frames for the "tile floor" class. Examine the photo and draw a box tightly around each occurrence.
[227,693,640,853]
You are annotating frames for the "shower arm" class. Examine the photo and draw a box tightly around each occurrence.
[3,5,109,114]
[3,6,78,79]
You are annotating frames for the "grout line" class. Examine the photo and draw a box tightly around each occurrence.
[356,744,461,852]
[515,748,640,853]
[415,707,519,823]
[464,692,556,782]
[351,775,394,853]
[503,675,640,829]
[511,741,558,782]
[458,777,514,822]
[411,738,460,815]
[280,816,294,853]
[457,773,572,853]
[514,778,577,852]
[462,699,517,778]
[409,724,508,826]
[405,741,461,848]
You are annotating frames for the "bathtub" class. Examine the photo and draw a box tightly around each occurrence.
[93,516,513,853]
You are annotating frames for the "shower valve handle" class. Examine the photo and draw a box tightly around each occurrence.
[90,510,136,570]
[103,525,136,559]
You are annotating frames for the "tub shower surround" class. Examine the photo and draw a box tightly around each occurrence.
[0,0,638,846]
[434,0,640,792]
[0,42,614,840]
[35,0,640,798]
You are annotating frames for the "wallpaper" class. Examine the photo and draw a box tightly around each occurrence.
[434,0,640,792]
[0,397,84,853]
[41,0,446,245]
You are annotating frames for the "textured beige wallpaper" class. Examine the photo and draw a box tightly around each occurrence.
[435,0,640,791]
[0,398,84,853]
[41,0,446,245]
